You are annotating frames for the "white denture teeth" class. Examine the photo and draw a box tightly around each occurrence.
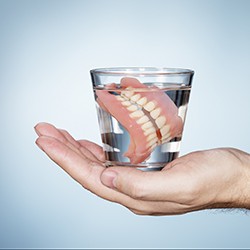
[119,91,169,144]
[147,137,158,148]
[144,101,156,112]
[116,96,124,102]
[127,104,138,112]
[121,100,132,106]
[147,133,157,142]
[161,132,171,141]
[160,124,170,136]
[137,97,147,106]
[150,107,161,119]
[122,90,134,98]
[130,94,141,102]
[136,115,149,124]
[144,127,156,136]
[155,116,166,128]
[141,121,153,131]
[129,110,144,118]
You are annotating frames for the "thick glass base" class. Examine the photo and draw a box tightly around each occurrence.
[105,161,165,171]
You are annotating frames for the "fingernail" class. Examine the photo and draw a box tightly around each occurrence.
[34,122,50,136]
[34,124,41,136]
[101,170,117,189]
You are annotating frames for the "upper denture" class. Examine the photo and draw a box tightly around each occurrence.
[96,77,183,164]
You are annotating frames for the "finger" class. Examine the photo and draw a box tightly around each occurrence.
[58,131,104,163]
[101,170,194,214]
[100,164,196,203]
[79,145,103,164]
[36,135,94,183]
[78,140,105,162]
[35,122,82,156]
[129,201,193,216]
[59,129,81,148]
[36,135,187,214]
[58,129,101,163]
[35,135,136,204]
[36,135,197,215]
[59,129,101,164]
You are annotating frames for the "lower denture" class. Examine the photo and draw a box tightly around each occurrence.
[96,77,183,164]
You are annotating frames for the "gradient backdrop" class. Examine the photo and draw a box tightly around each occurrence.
[1,0,250,248]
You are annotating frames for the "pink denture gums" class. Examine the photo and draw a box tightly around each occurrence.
[96,77,183,164]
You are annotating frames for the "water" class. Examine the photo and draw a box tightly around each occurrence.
[94,83,191,171]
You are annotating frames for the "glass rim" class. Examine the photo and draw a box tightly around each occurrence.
[90,67,194,76]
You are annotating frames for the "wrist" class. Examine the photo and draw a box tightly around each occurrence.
[225,148,250,209]
[210,148,250,210]
[238,151,250,209]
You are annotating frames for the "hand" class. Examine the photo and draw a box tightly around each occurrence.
[35,122,250,215]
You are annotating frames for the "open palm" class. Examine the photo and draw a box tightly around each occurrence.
[35,122,250,215]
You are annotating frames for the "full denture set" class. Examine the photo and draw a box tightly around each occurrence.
[96,77,183,164]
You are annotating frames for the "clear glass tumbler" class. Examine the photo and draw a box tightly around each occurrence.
[90,67,194,171]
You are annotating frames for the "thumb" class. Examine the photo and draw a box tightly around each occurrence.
[100,167,177,201]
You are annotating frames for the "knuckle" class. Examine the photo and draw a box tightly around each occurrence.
[60,128,67,134]
[129,207,164,216]
[130,208,148,216]
[129,182,147,200]
[181,180,200,205]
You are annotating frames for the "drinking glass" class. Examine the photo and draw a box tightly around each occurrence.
[90,67,194,171]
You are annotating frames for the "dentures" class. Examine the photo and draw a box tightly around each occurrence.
[96,77,183,164]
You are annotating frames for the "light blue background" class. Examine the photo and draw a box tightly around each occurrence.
[1,0,250,248]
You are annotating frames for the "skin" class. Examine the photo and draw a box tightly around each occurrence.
[34,122,250,215]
